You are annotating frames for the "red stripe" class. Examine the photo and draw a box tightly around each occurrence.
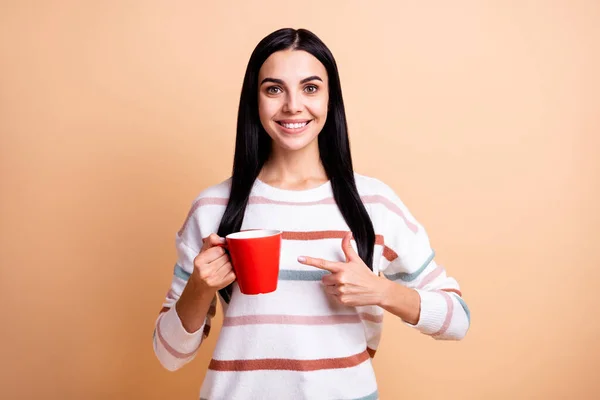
[155,313,200,359]
[166,290,177,300]
[179,193,420,237]
[359,312,384,323]
[441,288,462,297]
[417,265,445,289]
[282,231,397,261]
[248,196,336,206]
[381,246,399,262]
[160,301,215,318]
[178,197,228,236]
[282,230,349,240]
[209,349,370,372]
[201,230,399,262]
[361,195,418,233]
[432,291,454,337]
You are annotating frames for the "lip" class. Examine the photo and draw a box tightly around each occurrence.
[276,119,312,124]
[275,119,313,135]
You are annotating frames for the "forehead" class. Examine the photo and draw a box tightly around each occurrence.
[259,49,328,82]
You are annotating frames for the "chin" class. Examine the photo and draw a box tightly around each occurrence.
[272,136,318,152]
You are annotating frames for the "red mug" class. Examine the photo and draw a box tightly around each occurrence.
[225,229,282,295]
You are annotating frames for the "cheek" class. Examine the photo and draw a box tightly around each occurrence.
[258,97,280,120]
[308,97,329,119]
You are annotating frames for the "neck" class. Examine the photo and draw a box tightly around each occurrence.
[258,140,328,190]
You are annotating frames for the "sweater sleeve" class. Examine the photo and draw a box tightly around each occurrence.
[378,189,470,341]
[152,203,218,371]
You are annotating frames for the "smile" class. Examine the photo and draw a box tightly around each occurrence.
[276,120,312,129]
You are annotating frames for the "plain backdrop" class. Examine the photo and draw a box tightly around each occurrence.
[1,1,599,399]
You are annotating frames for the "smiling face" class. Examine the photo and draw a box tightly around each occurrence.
[257,49,329,153]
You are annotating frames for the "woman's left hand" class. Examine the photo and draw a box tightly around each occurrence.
[297,232,389,307]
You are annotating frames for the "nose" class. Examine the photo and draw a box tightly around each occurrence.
[283,91,302,113]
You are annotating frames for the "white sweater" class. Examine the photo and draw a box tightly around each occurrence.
[153,174,470,400]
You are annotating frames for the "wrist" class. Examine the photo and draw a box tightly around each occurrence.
[377,278,421,325]
[176,279,217,334]
[376,276,395,307]
[183,278,217,303]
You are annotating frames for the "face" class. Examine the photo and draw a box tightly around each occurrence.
[258,49,329,152]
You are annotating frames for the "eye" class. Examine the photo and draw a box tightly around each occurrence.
[266,86,282,95]
[304,85,318,94]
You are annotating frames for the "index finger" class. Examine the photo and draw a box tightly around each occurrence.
[297,256,341,273]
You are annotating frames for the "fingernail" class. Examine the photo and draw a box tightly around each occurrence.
[297,256,306,263]
[219,237,226,243]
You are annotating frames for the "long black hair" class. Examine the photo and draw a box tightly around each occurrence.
[217,28,375,302]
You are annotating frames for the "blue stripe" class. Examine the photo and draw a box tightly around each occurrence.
[174,263,191,281]
[178,268,328,285]
[452,293,471,324]
[384,250,435,282]
[278,269,328,281]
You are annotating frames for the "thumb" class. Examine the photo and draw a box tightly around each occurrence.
[341,231,359,262]
[203,233,226,250]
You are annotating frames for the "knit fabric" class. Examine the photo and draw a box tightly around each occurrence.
[153,174,470,399]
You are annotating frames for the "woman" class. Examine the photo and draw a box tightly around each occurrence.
[153,28,470,399]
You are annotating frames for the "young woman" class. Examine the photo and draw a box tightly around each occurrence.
[153,28,470,400]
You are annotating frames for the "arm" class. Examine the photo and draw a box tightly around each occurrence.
[378,193,470,340]
[153,286,217,372]
[377,280,421,326]
[380,254,470,340]
[176,279,218,334]
[153,227,235,371]
[298,193,470,341]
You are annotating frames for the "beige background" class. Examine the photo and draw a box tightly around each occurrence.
[1,1,599,399]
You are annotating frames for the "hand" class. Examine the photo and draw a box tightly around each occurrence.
[191,233,236,293]
[297,232,388,307]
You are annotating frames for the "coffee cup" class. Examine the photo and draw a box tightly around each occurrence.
[225,229,282,295]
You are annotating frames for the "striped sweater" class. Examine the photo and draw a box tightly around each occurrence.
[153,174,470,399]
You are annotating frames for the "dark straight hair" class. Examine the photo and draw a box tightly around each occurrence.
[217,28,375,302]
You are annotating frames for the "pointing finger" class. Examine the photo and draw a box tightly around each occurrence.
[297,256,341,273]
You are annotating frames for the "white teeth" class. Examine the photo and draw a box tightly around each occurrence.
[282,122,308,129]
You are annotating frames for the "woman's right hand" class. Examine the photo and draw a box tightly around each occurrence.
[191,233,236,292]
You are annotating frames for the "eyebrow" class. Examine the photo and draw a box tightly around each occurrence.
[260,75,323,86]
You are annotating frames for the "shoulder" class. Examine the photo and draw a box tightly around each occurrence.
[184,176,232,220]
[191,177,232,203]
[353,172,421,234]
[353,172,403,202]
[177,177,232,239]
